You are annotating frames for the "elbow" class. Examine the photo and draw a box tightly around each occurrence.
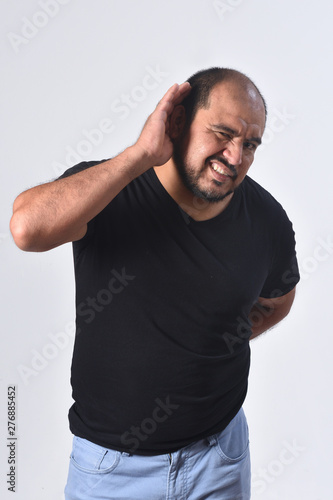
[10,192,58,252]
[10,212,31,251]
[10,193,33,251]
[10,210,38,251]
[10,209,63,252]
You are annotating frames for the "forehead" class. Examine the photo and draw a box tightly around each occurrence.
[196,80,266,135]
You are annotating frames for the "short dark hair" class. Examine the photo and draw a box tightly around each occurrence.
[181,67,267,127]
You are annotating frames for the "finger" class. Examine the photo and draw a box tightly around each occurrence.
[178,81,191,94]
[161,82,191,107]
[157,83,180,107]
[172,81,191,106]
[155,82,191,119]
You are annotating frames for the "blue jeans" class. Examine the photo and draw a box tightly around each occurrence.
[64,408,251,499]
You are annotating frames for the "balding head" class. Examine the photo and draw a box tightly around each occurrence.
[181,67,267,129]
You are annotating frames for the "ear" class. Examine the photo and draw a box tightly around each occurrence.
[169,105,186,139]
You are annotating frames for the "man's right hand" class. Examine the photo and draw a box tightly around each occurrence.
[10,82,191,252]
[133,82,191,168]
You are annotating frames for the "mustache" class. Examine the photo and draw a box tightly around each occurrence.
[206,155,238,179]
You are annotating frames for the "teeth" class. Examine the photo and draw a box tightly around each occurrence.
[211,162,230,176]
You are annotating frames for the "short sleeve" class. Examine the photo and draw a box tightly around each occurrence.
[56,159,108,247]
[56,159,107,179]
[259,212,300,298]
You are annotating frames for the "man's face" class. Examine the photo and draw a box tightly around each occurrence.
[173,81,266,203]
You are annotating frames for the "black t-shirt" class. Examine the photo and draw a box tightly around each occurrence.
[59,160,300,455]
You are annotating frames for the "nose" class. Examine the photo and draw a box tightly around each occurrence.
[221,142,243,166]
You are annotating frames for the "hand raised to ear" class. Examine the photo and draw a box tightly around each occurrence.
[134,82,191,167]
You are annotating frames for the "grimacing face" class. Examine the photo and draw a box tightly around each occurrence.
[173,81,266,203]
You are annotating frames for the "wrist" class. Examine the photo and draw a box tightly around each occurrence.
[123,145,155,180]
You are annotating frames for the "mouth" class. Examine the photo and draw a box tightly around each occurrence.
[209,161,235,182]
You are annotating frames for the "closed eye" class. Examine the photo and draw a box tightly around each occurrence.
[217,131,232,140]
[244,142,257,151]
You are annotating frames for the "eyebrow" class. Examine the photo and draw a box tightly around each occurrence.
[211,124,262,146]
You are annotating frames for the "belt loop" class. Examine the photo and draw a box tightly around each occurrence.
[207,434,217,447]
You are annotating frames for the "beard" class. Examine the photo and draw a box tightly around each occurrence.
[172,142,238,204]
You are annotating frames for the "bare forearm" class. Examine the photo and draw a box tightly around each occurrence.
[249,288,296,340]
[249,303,282,340]
[10,82,191,252]
[10,146,150,252]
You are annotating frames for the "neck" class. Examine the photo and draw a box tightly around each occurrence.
[153,160,234,221]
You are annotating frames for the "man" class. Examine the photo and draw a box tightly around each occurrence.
[10,67,300,499]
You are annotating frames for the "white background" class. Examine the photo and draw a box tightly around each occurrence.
[1,0,332,498]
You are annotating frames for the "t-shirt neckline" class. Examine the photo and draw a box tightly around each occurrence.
[146,167,242,227]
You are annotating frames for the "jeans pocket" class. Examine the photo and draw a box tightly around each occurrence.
[70,436,121,474]
[214,409,249,463]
